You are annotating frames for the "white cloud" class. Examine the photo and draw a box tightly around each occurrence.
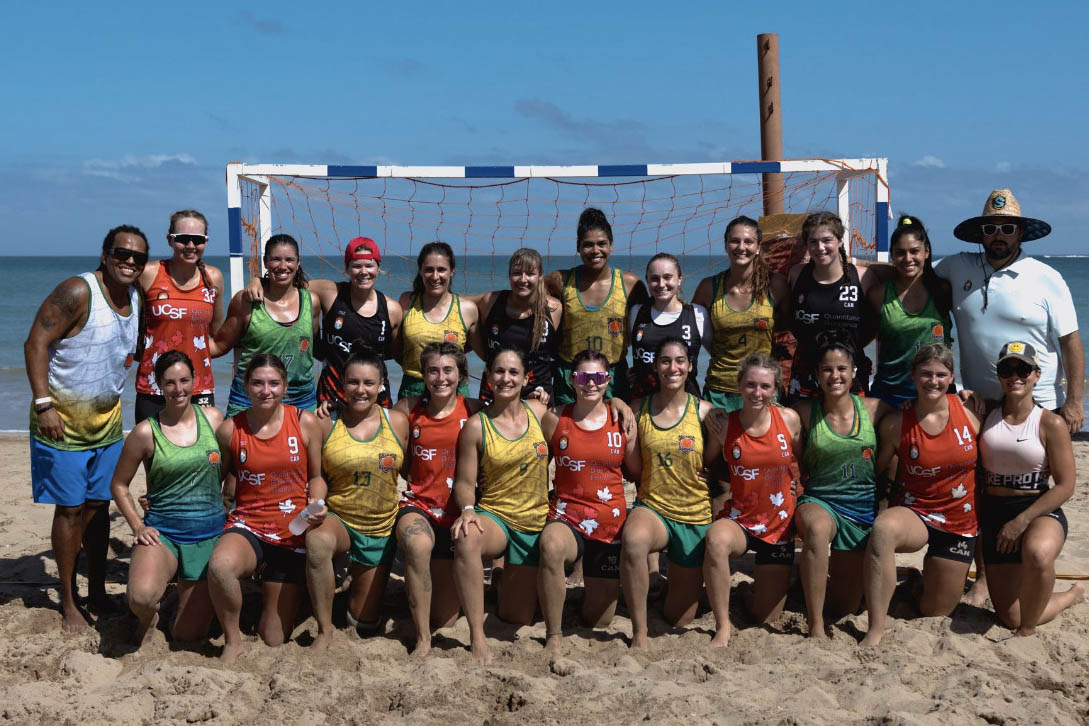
[913,154,946,169]
[82,153,198,182]
[995,161,1012,173]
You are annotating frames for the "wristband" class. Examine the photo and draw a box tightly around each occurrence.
[34,397,51,407]
[35,403,54,414]
[462,505,475,512]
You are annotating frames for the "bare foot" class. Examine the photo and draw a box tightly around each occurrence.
[133,612,159,646]
[1069,583,1086,606]
[61,605,91,634]
[709,626,731,648]
[310,631,331,652]
[220,640,245,665]
[859,629,884,648]
[411,637,431,658]
[629,632,648,650]
[961,576,989,607]
[544,633,565,654]
[566,559,584,587]
[807,618,828,640]
[470,639,493,664]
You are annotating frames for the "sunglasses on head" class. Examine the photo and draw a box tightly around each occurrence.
[997,360,1035,379]
[108,247,149,266]
[572,370,609,386]
[981,223,1018,236]
[169,233,208,246]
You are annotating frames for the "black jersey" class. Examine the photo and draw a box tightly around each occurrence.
[480,290,557,401]
[629,303,702,398]
[317,283,394,408]
[789,262,873,399]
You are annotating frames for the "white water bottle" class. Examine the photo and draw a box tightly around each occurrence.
[288,499,325,535]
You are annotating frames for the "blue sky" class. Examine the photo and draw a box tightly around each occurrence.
[2,0,1087,259]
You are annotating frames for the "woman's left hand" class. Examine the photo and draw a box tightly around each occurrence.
[609,398,635,437]
[995,513,1029,554]
[527,386,551,406]
[705,408,729,439]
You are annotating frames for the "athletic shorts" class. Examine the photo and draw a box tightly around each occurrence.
[632,500,709,568]
[980,493,1068,566]
[30,437,122,507]
[224,527,306,584]
[397,375,470,402]
[159,533,219,581]
[134,392,214,425]
[550,519,622,580]
[329,513,397,568]
[396,505,455,560]
[475,507,541,566]
[703,387,745,413]
[741,530,796,565]
[797,495,872,552]
[552,360,629,406]
[905,510,976,563]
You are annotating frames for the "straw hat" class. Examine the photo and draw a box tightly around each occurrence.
[953,188,1051,242]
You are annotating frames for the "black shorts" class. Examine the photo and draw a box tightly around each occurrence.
[744,531,796,566]
[135,391,215,424]
[553,519,621,579]
[396,505,455,560]
[980,493,1068,565]
[906,511,976,563]
[225,526,306,584]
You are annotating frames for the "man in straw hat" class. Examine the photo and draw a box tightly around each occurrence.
[936,188,1083,433]
[936,189,1083,607]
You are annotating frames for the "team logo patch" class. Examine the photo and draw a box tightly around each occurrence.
[491,324,499,337]
[635,328,644,342]
[443,330,459,343]
[299,338,309,352]
[412,425,421,439]
[963,280,973,291]
[1007,342,1025,354]
[797,294,805,305]
[535,442,549,458]
[207,450,221,466]
[931,324,944,340]
[157,291,169,300]
[861,447,873,461]
[559,436,569,451]
[239,447,248,465]
[992,195,1007,209]
[678,435,696,453]
[124,354,134,368]
[378,453,397,472]
[607,318,623,336]
[909,445,919,460]
[334,316,344,330]
[754,318,770,331]
[731,444,742,460]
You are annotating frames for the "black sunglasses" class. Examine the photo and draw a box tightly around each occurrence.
[997,360,1034,379]
[169,233,208,246]
[108,247,149,266]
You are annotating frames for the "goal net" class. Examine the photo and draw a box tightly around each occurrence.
[225,158,890,299]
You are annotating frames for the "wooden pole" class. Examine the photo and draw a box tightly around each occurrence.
[757,33,785,215]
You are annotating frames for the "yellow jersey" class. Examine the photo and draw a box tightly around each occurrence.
[322,408,404,537]
[401,293,468,380]
[477,403,549,532]
[636,394,710,524]
[705,271,774,393]
[558,267,628,364]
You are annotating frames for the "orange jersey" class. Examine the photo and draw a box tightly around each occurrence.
[400,396,471,527]
[719,406,797,545]
[226,405,310,550]
[137,261,217,396]
[896,394,979,537]
[548,405,628,543]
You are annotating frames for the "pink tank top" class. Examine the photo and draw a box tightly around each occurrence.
[980,406,1050,491]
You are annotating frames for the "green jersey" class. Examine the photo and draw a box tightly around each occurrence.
[802,395,877,524]
[871,280,952,403]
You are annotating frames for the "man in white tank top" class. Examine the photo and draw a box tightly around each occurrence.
[24,225,146,632]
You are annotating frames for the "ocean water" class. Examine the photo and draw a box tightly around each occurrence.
[3,254,1087,431]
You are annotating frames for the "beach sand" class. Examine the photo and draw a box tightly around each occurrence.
[1,432,1087,725]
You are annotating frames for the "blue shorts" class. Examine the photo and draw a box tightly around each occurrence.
[31,438,122,506]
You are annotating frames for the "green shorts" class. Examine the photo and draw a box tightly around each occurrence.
[476,507,541,566]
[333,513,397,568]
[553,360,629,405]
[633,500,710,568]
[797,495,872,552]
[397,375,470,401]
[160,534,219,581]
[703,387,744,413]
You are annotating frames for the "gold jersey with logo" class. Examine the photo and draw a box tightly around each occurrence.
[636,394,710,524]
[705,272,775,393]
[477,403,549,532]
[322,408,404,536]
[558,267,628,364]
[401,293,468,380]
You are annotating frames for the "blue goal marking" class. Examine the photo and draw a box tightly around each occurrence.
[466,166,515,178]
[731,161,781,174]
[598,164,648,177]
[328,165,378,177]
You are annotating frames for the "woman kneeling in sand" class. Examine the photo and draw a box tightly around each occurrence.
[305,349,409,649]
[977,341,1084,635]
[862,344,980,647]
[111,351,225,646]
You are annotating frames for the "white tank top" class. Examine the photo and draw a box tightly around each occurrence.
[31,272,140,450]
[979,405,1050,491]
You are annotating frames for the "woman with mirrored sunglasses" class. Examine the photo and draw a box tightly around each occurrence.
[977,341,1083,635]
[134,210,225,423]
